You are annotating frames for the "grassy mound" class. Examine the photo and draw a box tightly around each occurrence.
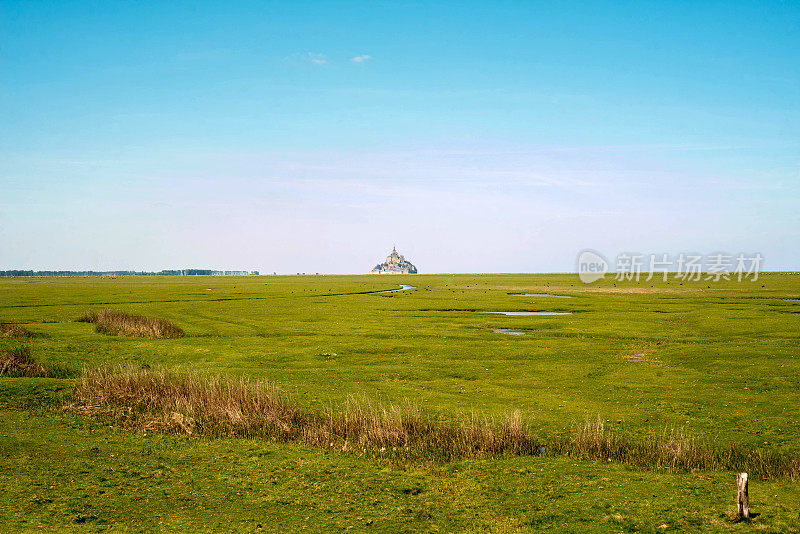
[0,346,71,378]
[71,365,540,461]
[0,323,36,339]
[78,309,184,339]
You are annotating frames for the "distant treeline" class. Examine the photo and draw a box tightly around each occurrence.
[0,269,259,277]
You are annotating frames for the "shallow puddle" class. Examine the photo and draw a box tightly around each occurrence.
[625,353,658,363]
[784,299,800,302]
[376,284,416,294]
[494,329,526,336]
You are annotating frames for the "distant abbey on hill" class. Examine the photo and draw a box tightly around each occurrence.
[370,246,417,274]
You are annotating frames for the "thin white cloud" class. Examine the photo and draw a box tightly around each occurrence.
[281,52,327,65]
[351,55,371,63]
[308,52,327,65]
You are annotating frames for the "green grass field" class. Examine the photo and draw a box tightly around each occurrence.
[2,273,799,531]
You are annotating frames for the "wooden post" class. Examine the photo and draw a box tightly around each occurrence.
[737,472,750,519]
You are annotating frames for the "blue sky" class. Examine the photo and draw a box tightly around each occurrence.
[1,1,798,273]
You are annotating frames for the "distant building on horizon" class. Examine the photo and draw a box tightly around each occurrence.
[370,246,418,274]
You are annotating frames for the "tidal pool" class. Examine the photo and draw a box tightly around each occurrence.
[375,284,416,294]
[625,353,657,364]
[494,329,526,336]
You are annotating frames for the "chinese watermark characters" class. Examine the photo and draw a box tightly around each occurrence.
[577,250,763,284]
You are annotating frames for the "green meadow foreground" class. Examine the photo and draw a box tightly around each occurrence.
[1,273,799,531]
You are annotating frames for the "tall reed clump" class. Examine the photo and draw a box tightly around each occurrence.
[77,309,184,339]
[0,322,36,339]
[71,366,542,461]
[0,346,74,378]
[70,366,800,480]
[550,418,800,480]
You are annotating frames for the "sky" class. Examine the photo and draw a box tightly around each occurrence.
[1,1,798,273]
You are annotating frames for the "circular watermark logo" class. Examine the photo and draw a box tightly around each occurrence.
[576,249,609,283]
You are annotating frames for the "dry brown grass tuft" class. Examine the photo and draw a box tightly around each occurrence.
[71,366,541,461]
[0,346,57,378]
[77,309,184,339]
[69,366,800,479]
[0,323,36,339]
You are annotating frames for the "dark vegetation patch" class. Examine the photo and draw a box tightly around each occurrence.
[0,322,37,339]
[69,366,800,480]
[0,346,74,378]
[77,309,185,339]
